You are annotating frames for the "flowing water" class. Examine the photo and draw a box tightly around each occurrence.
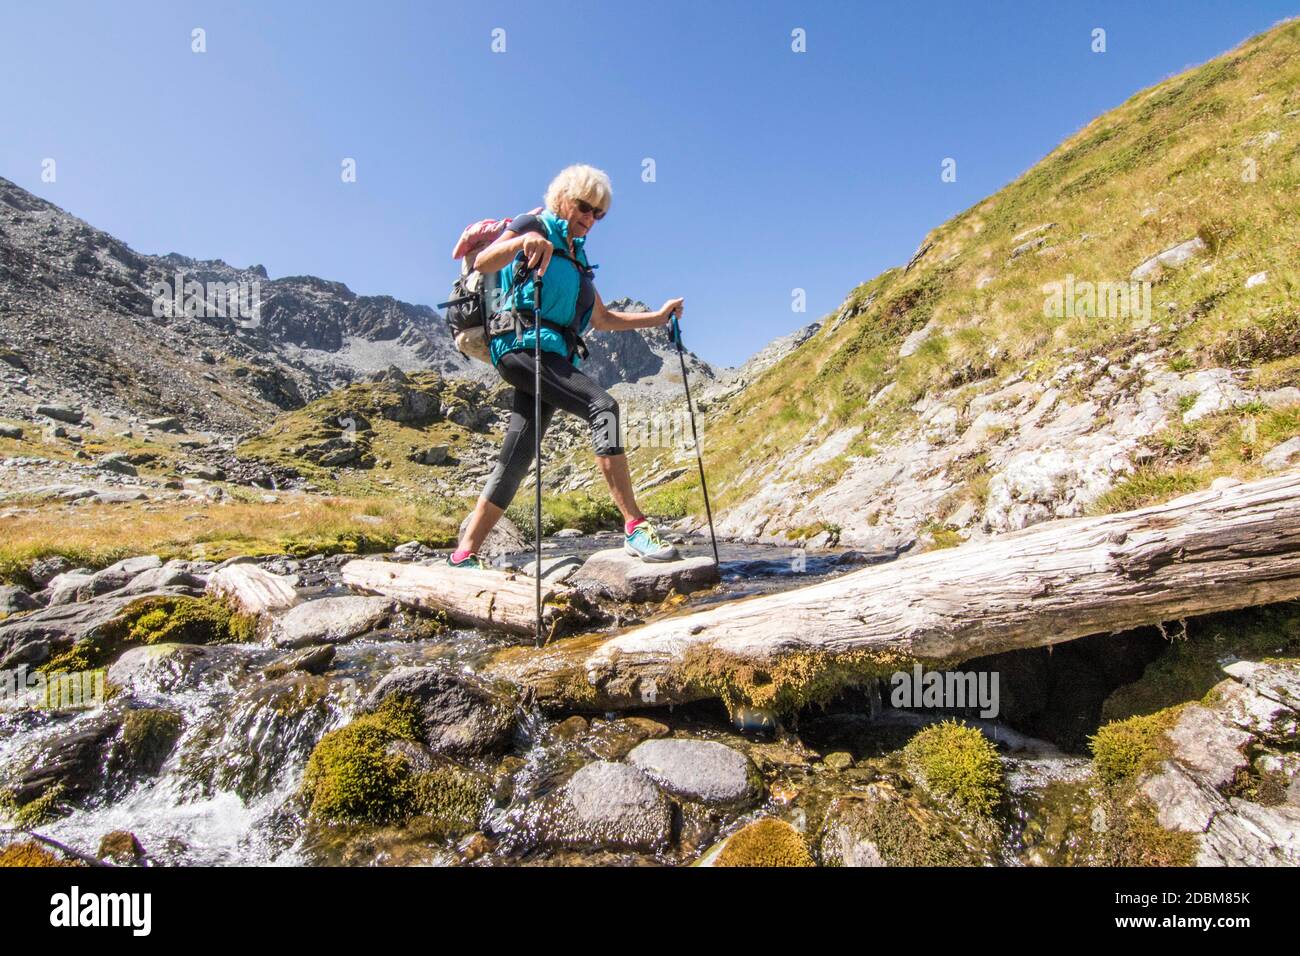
[0,536,1097,866]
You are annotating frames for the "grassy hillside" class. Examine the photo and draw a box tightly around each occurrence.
[584,19,1300,531]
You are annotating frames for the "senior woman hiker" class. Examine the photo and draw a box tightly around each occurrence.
[448,165,685,569]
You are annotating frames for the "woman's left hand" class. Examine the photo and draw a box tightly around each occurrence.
[658,298,684,324]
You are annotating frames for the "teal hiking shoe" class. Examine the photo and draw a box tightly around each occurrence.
[624,521,680,563]
[447,552,487,570]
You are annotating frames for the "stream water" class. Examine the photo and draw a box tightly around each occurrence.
[0,535,1102,867]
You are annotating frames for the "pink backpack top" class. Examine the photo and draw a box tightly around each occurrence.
[451,207,544,261]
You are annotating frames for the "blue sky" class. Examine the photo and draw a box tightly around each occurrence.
[2,1,1295,367]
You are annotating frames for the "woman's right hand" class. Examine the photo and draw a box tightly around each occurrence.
[519,233,553,276]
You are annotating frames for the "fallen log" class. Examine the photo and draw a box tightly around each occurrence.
[487,471,1300,713]
[340,559,582,636]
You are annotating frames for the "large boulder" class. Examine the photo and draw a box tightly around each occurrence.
[457,513,529,559]
[269,596,395,648]
[517,761,672,853]
[570,549,719,602]
[360,665,516,758]
[626,738,762,807]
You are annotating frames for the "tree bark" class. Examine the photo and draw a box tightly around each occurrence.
[486,471,1300,712]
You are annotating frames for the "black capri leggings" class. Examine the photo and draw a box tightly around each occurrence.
[481,349,624,509]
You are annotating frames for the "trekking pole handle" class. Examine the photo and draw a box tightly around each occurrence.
[668,313,683,348]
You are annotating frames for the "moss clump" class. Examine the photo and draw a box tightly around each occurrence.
[0,841,82,867]
[1097,794,1199,867]
[715,818,814,867]
[1089,706,1185,786]
[116,709,184,775]
[4,783,67,828]
[679,646,918,717]
[410,764,490,837]
[822,792,984,867]
[299,695,424,824]
[902,720,1005,817]
[39,595,258,673]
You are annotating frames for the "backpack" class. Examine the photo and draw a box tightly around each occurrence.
[439,209,543,363]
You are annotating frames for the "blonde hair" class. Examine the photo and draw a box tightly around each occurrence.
[544,164,613,215]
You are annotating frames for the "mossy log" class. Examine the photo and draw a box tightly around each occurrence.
[340,559,577,636]
[487,471,1300,713]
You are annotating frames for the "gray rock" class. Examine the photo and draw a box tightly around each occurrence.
[33,403,84,424]
[1223,659,1300,710]
[263,644,336,678]
[97,453,137,476]
[571,548,720,602]
[457,512,529,558]
[269,595,395,648]
[77,555,164,600]
[1165,703,1253,789]
[543,761,672,852]
[0,585,39,614]
[108,643,251,695]
[145,417,185,433]
[117,560,208,596]
[44,569,96,606]
[626,738,761,806]
[0,423,24,439]
[412,445,451,466]
[1262,437,1300,472]
[93,490,150,504]
[361,665,516,757]
[1130,237,1207,281]
[28,555,73,587]
[514,555,583,585]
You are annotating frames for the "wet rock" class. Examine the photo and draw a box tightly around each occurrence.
[269,595,395,648]
[361,665,516,758]
[179,673,348,800]
[98,831,148,866]
[8,704,182,813]
[585,716,670,761]
[263,644,336,678]
[0,588,194,671]
[540,761,672,852]
[108,643,254,695]
[571,549,720,602]
[626,738,762,807]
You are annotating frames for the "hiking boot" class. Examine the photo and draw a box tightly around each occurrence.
[624,520,679,563]
[447,551,487,570]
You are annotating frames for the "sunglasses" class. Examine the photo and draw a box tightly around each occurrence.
[575,199,606,221]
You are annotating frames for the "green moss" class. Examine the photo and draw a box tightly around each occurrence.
[410,764,490,837]
[117,709,184,772]
[822,792,985,867]
[0,841,82,867]
[1098,793,1200,867]
[299,695,425,824]
[902,720,1005,817]
[678,646,921,717]
[39,595,258,673]
[1089,706,1185,786]
[1103,604,1300,721]
[6,782,67,827]
[715,818,814,867]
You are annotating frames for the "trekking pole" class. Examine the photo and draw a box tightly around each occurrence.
[532,273,544,646]
[669,312,720,568]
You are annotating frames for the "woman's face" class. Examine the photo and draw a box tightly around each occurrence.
[561,194,603,239]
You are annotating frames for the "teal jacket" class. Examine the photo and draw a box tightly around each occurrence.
[489,209,594,369]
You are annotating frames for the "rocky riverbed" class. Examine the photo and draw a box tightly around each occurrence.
[1,532,1297,867]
